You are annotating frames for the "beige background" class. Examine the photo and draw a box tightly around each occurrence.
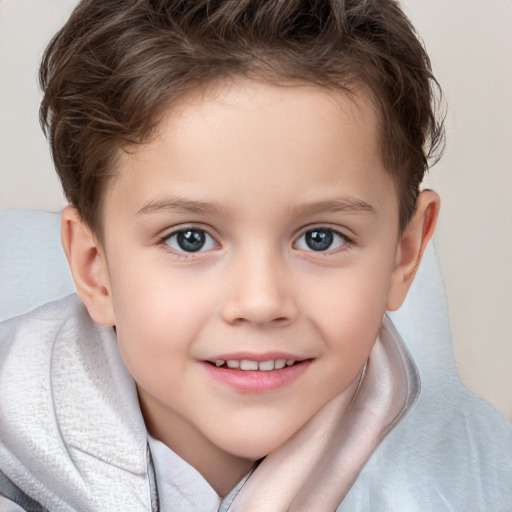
[1,0,511,421]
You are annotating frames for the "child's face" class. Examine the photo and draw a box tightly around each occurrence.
[89,80,408,464]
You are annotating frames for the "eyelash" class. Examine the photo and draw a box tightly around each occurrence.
[158,227,219,258]
[157,225,353,259]
[293,226,353,254]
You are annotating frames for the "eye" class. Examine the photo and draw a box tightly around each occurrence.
[294,228,348,252]
[164,229,218,253]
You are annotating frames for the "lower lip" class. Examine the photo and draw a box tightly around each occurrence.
[201,360,311,393]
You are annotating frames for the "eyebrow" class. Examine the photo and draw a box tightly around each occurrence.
[136,197,227,216]
[136,196,375,218]
[288,198,375,217]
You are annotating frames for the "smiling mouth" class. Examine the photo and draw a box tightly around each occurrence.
[209,359,300,371]
[203,357,312,392]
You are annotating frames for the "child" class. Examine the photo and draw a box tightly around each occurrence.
[1,0,511,510]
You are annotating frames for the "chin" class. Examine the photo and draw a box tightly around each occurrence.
[214,423,299,461]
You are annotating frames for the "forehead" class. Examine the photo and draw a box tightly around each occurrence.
[106,79,398,224]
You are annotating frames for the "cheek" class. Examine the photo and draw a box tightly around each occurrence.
[109,265,218,374]
[306,261,392,322]
[113,287,202,353]
[302,261,394,360]
[112,295,201,406]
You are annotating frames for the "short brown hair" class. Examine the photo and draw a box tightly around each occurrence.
[40,0,444,234]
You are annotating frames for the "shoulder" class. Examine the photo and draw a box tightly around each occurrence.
[0,294,93,458]
[0,295,96,392]
[0,294,85,380]
[0,294,117,431]
[0,294,86,354]
[0,295,151,511]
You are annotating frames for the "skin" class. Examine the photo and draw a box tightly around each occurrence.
[62,79,439,496]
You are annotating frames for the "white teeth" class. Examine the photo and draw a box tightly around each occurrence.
[240,359,259,371]
[258,360,275,371]
[274,359,286,369]
[216,359,298,370]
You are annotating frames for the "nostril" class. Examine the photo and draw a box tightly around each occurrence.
[228,315,290,327]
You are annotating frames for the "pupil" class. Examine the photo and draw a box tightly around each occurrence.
[306,230,333,251]
[177,230,205,252]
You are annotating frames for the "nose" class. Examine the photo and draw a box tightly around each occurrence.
[220,249,298,327]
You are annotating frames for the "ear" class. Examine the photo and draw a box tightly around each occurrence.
[386,190,440,311]
[61,206,116,326]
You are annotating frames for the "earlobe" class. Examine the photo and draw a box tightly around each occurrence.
[61,206,116,326]
[386,190,440,311]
